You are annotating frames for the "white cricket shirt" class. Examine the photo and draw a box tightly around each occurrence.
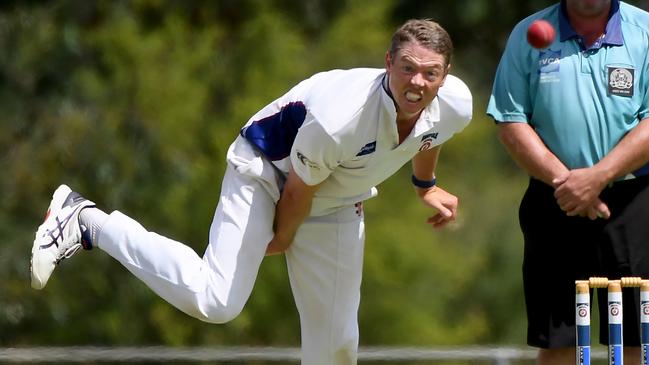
[241,68,472,216]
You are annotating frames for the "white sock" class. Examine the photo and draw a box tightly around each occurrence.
[79,207,109,249]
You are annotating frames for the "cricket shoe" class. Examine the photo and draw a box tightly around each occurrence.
[31,184,95,290]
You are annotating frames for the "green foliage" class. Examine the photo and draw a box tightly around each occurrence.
[6,0,643,349]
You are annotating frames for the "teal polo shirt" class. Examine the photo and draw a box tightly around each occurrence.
[487,0,649,176]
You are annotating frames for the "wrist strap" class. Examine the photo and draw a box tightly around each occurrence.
[411,175,436,188]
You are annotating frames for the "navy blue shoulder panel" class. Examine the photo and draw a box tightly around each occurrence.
[241,102,307,161]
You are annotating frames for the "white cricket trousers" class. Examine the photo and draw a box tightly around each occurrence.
[96,138,366,365]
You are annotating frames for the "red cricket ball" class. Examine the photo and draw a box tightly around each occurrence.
[527,19,556,49]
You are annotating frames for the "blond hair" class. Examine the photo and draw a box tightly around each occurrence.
[389,19,453,67]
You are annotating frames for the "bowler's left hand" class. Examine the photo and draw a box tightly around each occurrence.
[417,186,458,228]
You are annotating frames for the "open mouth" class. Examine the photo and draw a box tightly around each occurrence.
[405,91,422,102]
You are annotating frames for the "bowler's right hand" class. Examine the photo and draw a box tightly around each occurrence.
[266,235,292,256]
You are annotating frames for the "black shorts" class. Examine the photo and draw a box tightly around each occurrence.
[520,176,649,348]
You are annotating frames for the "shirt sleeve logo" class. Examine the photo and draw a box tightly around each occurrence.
[608,67,634,97]
[296,151,320,170]
[419,132,438,151]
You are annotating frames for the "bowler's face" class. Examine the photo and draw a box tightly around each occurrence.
[386,42,449,123]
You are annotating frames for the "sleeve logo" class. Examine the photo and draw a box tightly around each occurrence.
[296,151,320,170]
[419,132,438,151]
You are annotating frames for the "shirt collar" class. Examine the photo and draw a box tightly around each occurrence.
[380,73,397,115]
[413,98,440,136]
[559,0,623,49]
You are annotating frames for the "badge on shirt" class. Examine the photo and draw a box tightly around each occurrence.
[607,66,634,97]
[538,49,561,83]
[538,50,561,74]
[356,141,376,156]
